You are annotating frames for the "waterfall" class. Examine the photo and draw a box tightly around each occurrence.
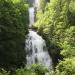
[26,30,52,68]
[29,7,35,27]
[25,0,52,69]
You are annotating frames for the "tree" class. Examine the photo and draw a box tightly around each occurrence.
[34,0,75,67]
[0,0,29,69]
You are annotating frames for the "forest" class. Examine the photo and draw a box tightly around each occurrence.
[0,0,75,75]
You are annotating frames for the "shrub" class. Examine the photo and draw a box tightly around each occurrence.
[56,57,75,75]
[26,64,54,75]
[0,0,29,68]
[16,64,54,75]
[0,69,10,75]
[16,68,37,75]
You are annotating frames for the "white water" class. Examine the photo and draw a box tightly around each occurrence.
[29,7,35,27]
[26,30,52,68]
[26,0,52,69]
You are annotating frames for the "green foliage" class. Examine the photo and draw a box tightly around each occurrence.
[0,69,10,75]
[61,46,75,58]
[16,68,37,75]
[26,64,54,75]
[28,64,48,75]
[34,0,75,67]
[68,0,75,25]
[0,0,75,74]
[0,64,54,75]
[34,0,69,44]
[34,0,69,67]
[69,0,75,14]
[56,58,75,75]
[60,26,75,58]
[38,0,47,11]
[0,0,29,69]
[15,64,54,75]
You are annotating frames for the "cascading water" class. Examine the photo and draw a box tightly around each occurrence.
[26,0,52,69]
[26,30,52,68]
[29,7,35,27]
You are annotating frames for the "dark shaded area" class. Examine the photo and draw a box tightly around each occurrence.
[0,0,29,70]
[45,39,63,68]
[37,31,63,69]
[68,11,75,26]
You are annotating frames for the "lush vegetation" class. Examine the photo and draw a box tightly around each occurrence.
[56,58,75,75]
[0,64,54,75]
[0,0,29,69]
[34,0,75,74]
[0,0,75,75]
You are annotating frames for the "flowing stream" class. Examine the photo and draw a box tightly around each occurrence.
[26,0,52,69]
